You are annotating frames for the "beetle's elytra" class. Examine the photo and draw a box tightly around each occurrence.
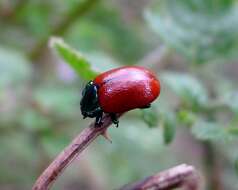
[80,66,160,127]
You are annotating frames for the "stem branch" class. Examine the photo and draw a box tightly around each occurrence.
[32,113,121,190]
[120,164,200,190]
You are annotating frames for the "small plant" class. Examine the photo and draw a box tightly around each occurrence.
[32,38,199,190]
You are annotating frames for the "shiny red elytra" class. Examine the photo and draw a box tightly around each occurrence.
[80,66,160,127]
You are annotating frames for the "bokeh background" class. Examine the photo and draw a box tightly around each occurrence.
[1,0,238,189]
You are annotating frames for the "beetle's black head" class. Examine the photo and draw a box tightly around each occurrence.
[80,81,102,118]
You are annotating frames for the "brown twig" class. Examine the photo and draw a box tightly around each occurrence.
[32,113,121,190]
[120,164,200,190]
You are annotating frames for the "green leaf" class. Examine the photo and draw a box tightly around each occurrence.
[141,106,159,128]
[163,113,176,144]
[50,37,98,80]
[177,109,197,126]
[191,120,227,141]
[145,0,238,63]
[162,72,208,107]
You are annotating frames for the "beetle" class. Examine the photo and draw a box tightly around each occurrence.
[80,66,160,127]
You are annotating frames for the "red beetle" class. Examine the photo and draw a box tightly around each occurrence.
[80,66,160,127]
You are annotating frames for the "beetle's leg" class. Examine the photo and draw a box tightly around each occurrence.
[110,113,119,127]
[95,111,103,127]
[140,104,151,109]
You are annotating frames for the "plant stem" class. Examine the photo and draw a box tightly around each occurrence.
[120,164,200,190]
[202,142,224,190]
[29,0,99,61]
[32,113,121,190]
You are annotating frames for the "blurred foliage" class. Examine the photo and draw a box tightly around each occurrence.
[0,0,238,190]
[162,72,208,108]
[145,0,238,63]
[222,91,238,114]
[235,157,238,176]
[162,113,176,145]
[65,3,149,63]
[141,106,159,128]
[0,47,31,88]
[191,120,228,141]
